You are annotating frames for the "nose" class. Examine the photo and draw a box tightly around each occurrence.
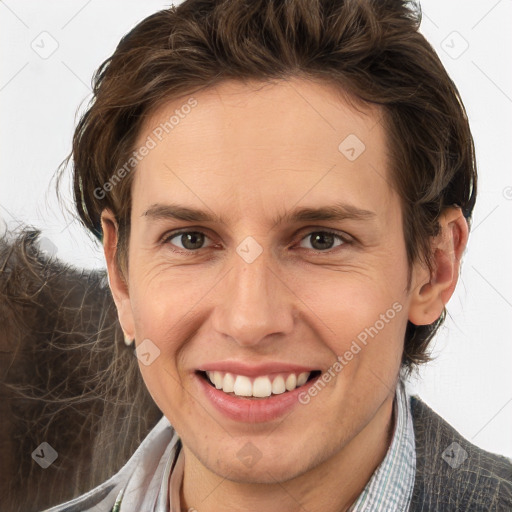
[211,245,295,348]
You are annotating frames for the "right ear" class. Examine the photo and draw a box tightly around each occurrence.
[100,209,135,340]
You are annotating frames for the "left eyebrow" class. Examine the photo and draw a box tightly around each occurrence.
[141,202,376,226]
[270,202,376,226]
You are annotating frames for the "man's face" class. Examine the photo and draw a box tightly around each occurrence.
[119,78,417,483]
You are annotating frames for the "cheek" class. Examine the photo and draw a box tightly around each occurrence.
[130,259,211,337]
[290,269,408,367]
[297,262,405,315]
[128,265,216,412]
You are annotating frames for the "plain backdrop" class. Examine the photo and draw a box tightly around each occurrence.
[1,0,511,458]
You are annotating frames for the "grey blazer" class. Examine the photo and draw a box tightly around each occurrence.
[409,396,512,511]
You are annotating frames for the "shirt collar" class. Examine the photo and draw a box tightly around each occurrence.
[347,378,416,511]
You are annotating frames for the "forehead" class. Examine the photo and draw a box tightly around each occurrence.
[131,78,396,223]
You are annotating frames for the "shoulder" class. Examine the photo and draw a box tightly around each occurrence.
[409,395,512,511]
[42,414,176,512]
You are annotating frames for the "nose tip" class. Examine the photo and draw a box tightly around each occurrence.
[212,254,295,347]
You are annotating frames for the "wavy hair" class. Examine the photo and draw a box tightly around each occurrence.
[64,0,476,371]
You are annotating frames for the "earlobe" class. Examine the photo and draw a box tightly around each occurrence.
[100,209,136,340]
[408,207,469,326]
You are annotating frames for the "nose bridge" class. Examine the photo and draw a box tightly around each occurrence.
[213,242,294,346]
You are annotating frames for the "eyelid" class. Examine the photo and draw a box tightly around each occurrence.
[296,227,352,243]
[294,228,351,254]
[160,228,216,249]
[160,226,354,253]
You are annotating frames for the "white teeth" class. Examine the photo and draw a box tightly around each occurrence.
[285,373,297,391]
[213,371,223,389]
[222,372,235,393]
[204,371,312,397]
[233,375,252,396]
[271,375,286,395]
[297,372,309,387]
[252,376,272,398]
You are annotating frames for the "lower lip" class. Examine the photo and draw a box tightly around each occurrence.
[195,372,320,423]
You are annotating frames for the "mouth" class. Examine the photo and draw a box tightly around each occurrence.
[196,369,322,400]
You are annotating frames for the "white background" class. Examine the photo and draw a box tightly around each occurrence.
[1,1,511,458]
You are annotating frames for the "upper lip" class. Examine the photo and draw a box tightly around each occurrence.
[197,361,319,377]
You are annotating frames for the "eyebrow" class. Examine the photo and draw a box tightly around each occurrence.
[141,202,376,226]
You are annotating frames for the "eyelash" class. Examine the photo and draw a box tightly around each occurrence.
[160,228,351,255]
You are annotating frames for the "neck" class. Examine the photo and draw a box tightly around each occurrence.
[177,391,396,512]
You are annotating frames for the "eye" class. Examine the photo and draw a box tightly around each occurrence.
[162,230,213,251]
[298,230,347,251]
[161,229,349,254]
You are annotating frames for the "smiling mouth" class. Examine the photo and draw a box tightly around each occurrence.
[197,370,322,399]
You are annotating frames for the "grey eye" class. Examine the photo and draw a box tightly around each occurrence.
[299,231,345,251]
[168,231,208,250]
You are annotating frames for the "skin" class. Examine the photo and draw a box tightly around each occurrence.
[101,77,468,512]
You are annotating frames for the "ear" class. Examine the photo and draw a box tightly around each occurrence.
[100,209,135,340]
[408,206,469,326]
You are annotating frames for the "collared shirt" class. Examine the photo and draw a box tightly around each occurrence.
[347,379,416,511]
[44,379,415,512]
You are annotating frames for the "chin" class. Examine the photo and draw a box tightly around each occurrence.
[222,458,308,485]
[197,442,315,485]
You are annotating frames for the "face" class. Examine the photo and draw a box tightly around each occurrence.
[105,78,425,484]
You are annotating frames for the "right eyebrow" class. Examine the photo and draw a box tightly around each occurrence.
[142,203,222,223]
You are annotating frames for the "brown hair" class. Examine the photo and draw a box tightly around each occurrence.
[65,0,477,372]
